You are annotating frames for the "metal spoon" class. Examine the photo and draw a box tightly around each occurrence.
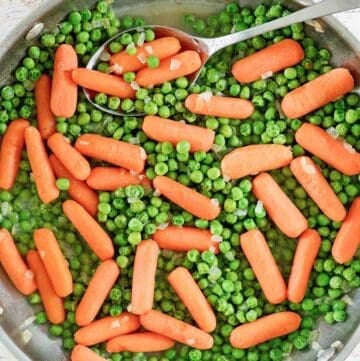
[85,0,360,117]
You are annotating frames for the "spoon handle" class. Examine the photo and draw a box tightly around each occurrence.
[203,0,360,55]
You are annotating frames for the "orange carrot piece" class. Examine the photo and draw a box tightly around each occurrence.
[131,240,159,315]
[232,39,304,83]
[71,345,106,361]
[49,155,98,216]
[290,156,346,222]
[281,68,354,118]
[26,250,65,324]
[75,134,146,173]
[221,144,293,180]
[48,133,91,181]
[35,74,56,139]
[153,176,221,220]
[295,123,360,176]
[136,51,201,87]
[63,200,114,261]
[185,94,254,120]
[252,173,308,238]
[34,228,73,297]
[25,126,59,204]
[75,260,120,326]
[140,310,214,350]
[51,44,78,118]
[0,119,29,190]
[0,229,36,295]
[240,229,287,304]
[332,197,360,264]
[288,229,321,303]
[153,226,219,253]
[230,312,301,348]
[142,115,215,152]
[74,313,140,346]
[86,167,145,191]
[110,37,181,73]
[168,267,216,332]
[72,68,135,99]
[106,332,175,353]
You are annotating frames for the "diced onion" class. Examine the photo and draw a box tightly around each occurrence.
[139,147,147,160]
[137,32,145,46]
[127,304,132,312]
[317,348,335,361]
[343,141,356,154]
[24,270,34,280]
[342,294,354,306]
[306,20,324,33]
[145,45,153,54]
[326,127,339,139]
[211,144,222,153]
[21,330,33,345]
[234,209,247,217]
[154,189,162,197]
[107,63,124,75]
[275,100,286,119]
[25,23,44,40]
[1,202,10,216]
[157,223,169,230]
[137,53,147,64]
[110,320,121,329]
[211,235,223,243]
[129,137,140,144]
[311,341,322,352]
[211,198,219,207]
[209,246,216,253]
[130,81,140,90]
[223,175,231,182]
[170,59,182,71]
[99,50,112,61]
[261,71,273,79]
[330,340,343,350]
[255,200,264,214]
[199,90,213,103]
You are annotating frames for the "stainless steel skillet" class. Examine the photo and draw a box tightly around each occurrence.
[0,1,359,360]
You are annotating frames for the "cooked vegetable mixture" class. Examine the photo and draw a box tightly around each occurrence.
[0,1,359,361]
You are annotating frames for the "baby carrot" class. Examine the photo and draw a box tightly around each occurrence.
[290,156,346,222]
[86,167,144,191]
[0,229,36,295]
[185,94,254,119]
[136,51,202,87]
[26,250,65,324]
[63,200,114,260]
[131,240,159,315]
[295,123,360,176]
[34,228,73,297]
[72,68,135,99]
[332,197,360,264]
[252,173,308,238]
[110,36,181,73]
[74,313,140,346]
[221,144,293,180]
[0,118,29,190]
[288,229,321,303]
[153,226,219,253]
[140,310,214,350]
[232,39,304,83]
[25,126,59,204]
[240,229,287,304]
[71,345,106,361]
[106,332,175,353]
[49,155,98,217]
[142,115,215,153]
[51,44,78,118]
[230,312,301,349]
[75,260,120,326]
[168,267,216,332]
[75,134,146,174]
[35,74,56,139]
[48,133,91,181]
[153,176,221,220]
[281,68,354,118]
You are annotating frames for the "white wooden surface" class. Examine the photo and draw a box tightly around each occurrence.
[0,0,359,360]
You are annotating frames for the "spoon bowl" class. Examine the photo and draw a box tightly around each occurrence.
[84,0,360,117]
